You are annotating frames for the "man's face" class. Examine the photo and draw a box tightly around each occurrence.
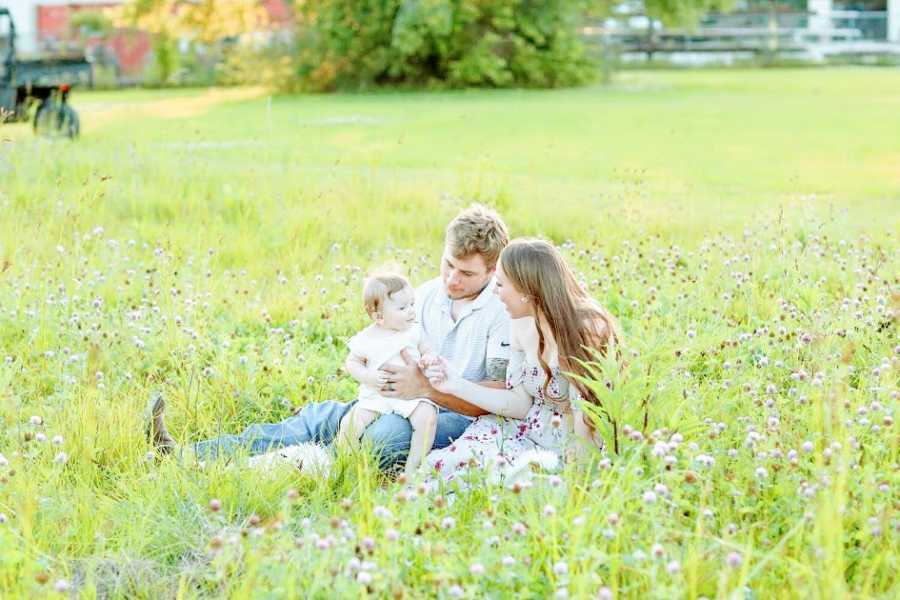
[440,246,494,300]
[376,286,417,331]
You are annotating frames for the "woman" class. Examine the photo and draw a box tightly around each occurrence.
[424,238,620,485]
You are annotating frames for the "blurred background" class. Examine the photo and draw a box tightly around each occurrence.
[3,0,899,90]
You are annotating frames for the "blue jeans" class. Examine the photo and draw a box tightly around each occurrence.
[193,400,472,471]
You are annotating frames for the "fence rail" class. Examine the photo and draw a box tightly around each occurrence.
[583,10,892,59]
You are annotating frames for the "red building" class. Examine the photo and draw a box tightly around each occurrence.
[36,2,151,78]
[33,0,294,81]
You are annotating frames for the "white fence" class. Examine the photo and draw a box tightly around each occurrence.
[585,7,900,64]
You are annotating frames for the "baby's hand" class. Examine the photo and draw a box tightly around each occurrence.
[362,368,390,388]
[418,353,440,370]
[423,356,460,395]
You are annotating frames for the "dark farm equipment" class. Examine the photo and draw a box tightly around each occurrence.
[1,7,92,138]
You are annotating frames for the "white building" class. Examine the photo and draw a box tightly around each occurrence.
[4,0,118,54]
[814,0,900,42]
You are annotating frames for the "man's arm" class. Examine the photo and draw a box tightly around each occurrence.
[428,380,504,416]
[424,357,531,419]
[380,353,509,417]
[485,358,509,383]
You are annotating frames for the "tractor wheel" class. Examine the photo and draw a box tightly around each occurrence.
[34,100,55,135]
[60,104,80,138]
[14,100,30,122]
[34,100,79,139]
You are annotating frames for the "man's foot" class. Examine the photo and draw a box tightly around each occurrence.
[145,392,176,455]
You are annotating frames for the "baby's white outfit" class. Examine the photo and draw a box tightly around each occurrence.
[349,324,436,418]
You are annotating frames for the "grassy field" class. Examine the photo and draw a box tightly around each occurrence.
[0,68,897,598]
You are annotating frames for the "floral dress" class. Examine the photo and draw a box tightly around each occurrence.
[425,351,581,486]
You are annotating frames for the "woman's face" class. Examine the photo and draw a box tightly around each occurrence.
[494,260,532,319]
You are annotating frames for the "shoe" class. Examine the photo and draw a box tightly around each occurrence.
[145,392,176,455]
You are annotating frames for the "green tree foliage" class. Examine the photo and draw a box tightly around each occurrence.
[69,11,114,37]
[295,0,597,91]
[643,0,735,26]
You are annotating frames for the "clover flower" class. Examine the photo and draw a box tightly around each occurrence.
[695,454,715,467]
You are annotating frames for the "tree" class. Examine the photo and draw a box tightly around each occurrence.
[70,11,114,39]
[294,0,597,91]
[585,0,738,26]
[114,0,268,42]
[112,0,268,82]
[294,1,756,91]
[643,0,736,26]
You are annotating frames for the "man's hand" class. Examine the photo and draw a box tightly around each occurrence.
[380,349,431,400]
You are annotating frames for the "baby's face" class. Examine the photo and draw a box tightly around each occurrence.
[377,286,416,331]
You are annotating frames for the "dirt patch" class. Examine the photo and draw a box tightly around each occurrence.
[83,87,268,132]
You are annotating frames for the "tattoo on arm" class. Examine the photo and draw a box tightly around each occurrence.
[486,358,509,382]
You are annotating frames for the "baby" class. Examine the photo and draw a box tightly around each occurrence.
[337,273,439,478]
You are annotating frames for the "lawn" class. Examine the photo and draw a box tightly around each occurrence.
[0,68,897,598]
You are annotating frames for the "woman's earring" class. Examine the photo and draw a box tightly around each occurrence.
[520,297,528,303]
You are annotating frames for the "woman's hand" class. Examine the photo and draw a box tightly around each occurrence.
[573,408,604,452]
[423,356,462,395]
[418,353,440,370]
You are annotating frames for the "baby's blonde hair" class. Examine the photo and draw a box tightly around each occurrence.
[363,273,412,319]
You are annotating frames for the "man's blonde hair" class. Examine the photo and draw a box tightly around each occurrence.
[363,273,412,318]
[445,204,509,268]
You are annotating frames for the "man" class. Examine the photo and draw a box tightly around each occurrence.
[148,204,511,470]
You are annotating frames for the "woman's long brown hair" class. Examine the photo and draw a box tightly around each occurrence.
[500,239,621,413]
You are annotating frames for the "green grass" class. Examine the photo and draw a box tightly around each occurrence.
[0,68,897,598]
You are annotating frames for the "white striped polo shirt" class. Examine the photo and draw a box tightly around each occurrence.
[415,277,510,383]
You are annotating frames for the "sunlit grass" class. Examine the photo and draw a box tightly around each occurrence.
[0,68,897,598]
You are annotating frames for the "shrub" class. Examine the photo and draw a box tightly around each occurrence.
[294,0,595,91]
[218,40,300,91]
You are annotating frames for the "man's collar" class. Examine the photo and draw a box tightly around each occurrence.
[471,278,496,310]
[441,278,495,311]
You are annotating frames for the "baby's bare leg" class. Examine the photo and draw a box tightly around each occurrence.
[338,406,380,445]
[404,403,438,478]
